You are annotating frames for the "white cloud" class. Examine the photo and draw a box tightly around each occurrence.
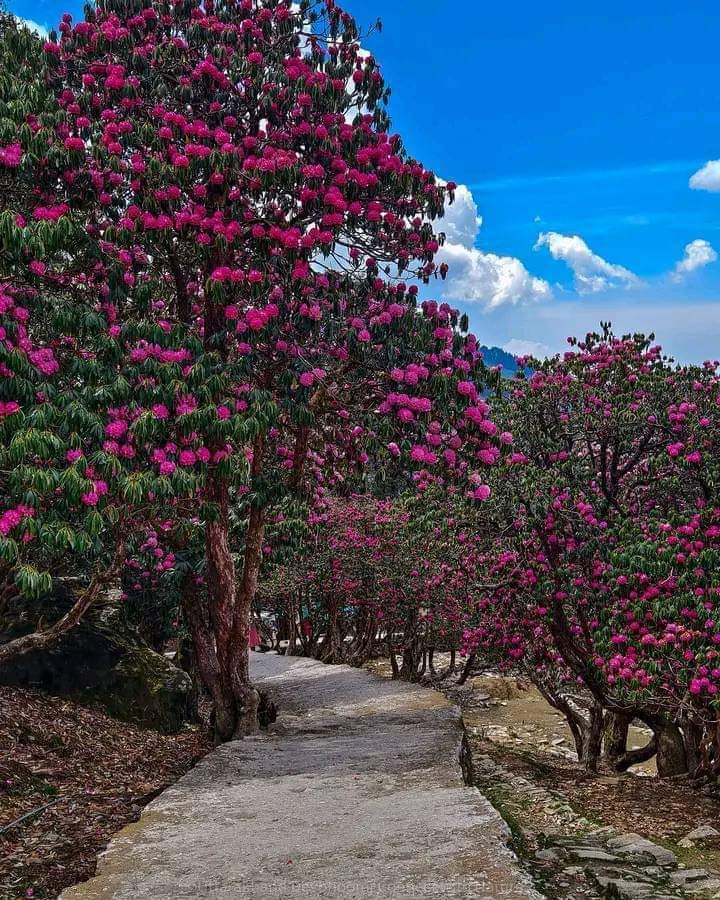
[672,239,718,280]
[16,17,49,38]
[436,184,551,308]
[438,243,551,308]
[689,160,720,193]
[534,231,640,294]
[503,338,551,359]
[438,184,482,247]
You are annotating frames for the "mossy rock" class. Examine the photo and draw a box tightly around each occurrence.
[99,646,194,733]
[0,582,194,733]
[470,674,529,701]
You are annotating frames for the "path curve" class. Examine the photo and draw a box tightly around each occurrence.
[61,653,539,899]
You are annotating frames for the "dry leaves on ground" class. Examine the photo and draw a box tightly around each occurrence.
[0,687,210,899]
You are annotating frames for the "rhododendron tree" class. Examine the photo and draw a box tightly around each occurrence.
[260,497,389,664]
[464,329,720,775]
[281,331,720,779]
[260,491,494,680]
[0,16,144,662]
[0,0,504,740]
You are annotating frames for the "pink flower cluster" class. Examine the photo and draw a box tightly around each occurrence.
[0,504,33,536]
[0,143,21,168]
[379,393,433,422]
[127,342,193,365]
[0,400,20,418]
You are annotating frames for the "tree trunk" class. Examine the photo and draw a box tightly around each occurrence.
[400,642,421,680]
[348,611,376,666]
[603,711,658,771]
[680,718,704,776]
[534,681,603,772]
[180,576,232,740]
[654,723,688,777]
[604,711,630,766]
[320,597,342,664]
[228,503,265,738]
[202,471,265,742]
[204,474,239,742]
[457,651,477,686]
[286,596,301,656]
[399,611,423,681]
[580,702,604,773]
[388,633,400,678]
[176,633,201,723]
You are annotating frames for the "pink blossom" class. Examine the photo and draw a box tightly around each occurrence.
[0,142,22,168]
[0,401,20,418]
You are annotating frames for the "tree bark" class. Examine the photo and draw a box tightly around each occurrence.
[535,681,603,772]
[612,738,658,772]
[399,610,423,681]
[457,651,477,686]
[388,632,400,678]
[604,711,630,767]
[654,722,688,777]
[202,469,266,742]
[604,712,658,772]
[204,472,239,742]
[347,611,376,666]
[580,702,604,773]
[180,577,228,735]
[228,502,265,737]
[319,596,343,664]
[400,642,422,681]
[680,718,704,776]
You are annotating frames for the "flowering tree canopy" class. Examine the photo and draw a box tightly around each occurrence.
[462,330,720,774]
[8,0,716,783]
[0,1,503,740]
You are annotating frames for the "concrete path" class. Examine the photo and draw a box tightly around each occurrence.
[62,654,538,899]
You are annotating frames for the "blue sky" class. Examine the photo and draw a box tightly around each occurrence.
[11,0,720,361]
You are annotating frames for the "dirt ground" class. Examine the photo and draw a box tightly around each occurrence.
[462,672,720,846]
[0,687,210,899]
[471,673,657,775]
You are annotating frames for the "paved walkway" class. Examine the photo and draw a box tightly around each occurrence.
[62,654,538,899]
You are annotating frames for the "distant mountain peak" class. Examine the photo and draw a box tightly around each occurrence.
[479,345,519,376]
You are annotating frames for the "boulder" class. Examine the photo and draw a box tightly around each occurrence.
[0,581,194,733]
[594,876,655,899]
[470,673,529,700]
[607,833,677,868]
[682,825,720,845]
